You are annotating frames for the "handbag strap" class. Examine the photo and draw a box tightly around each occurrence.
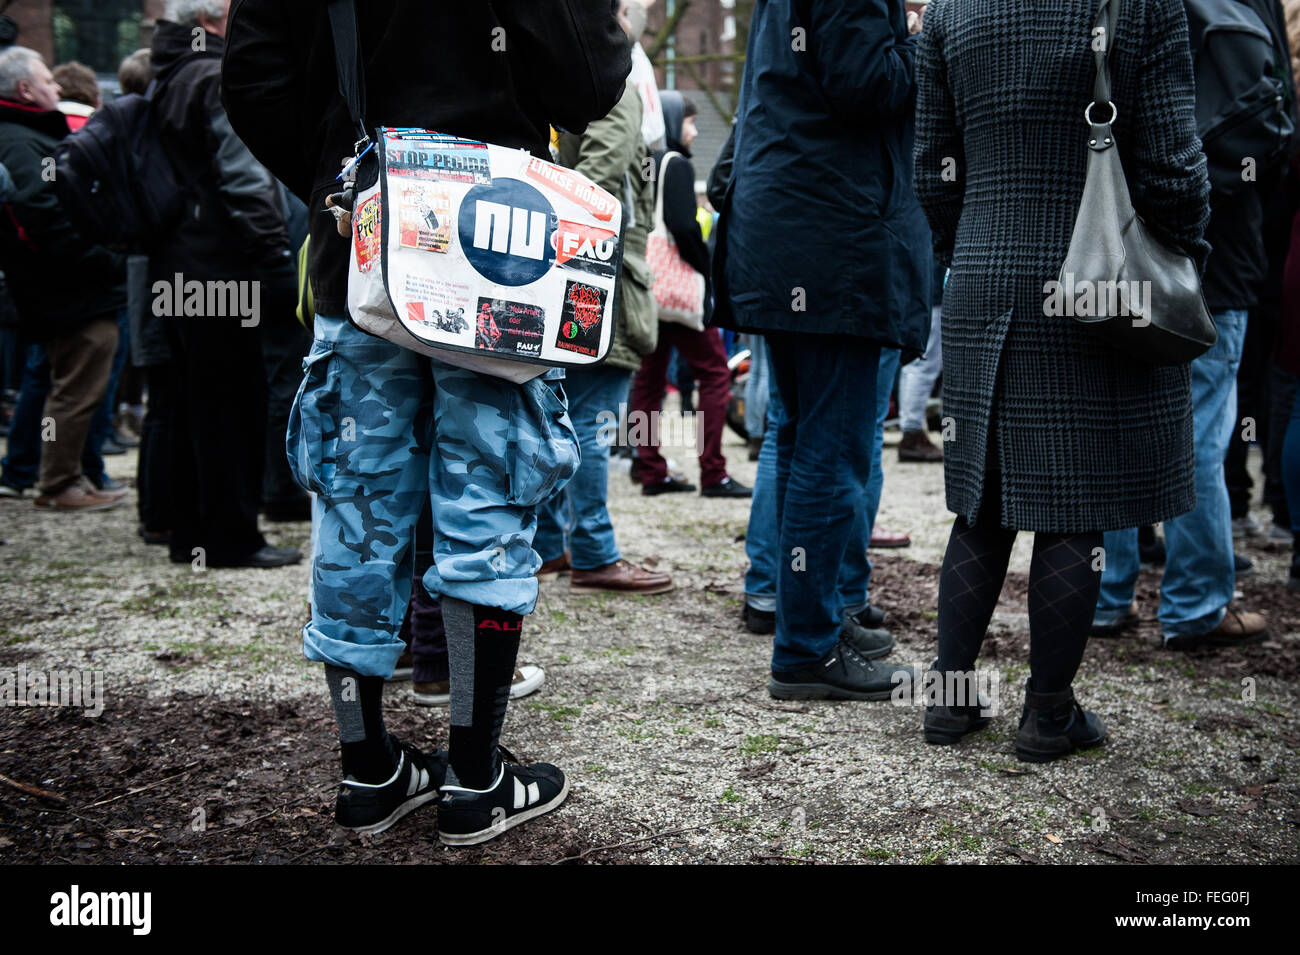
[1088,0,1120,124]
[654,151,682,233]
[327,0,370,148]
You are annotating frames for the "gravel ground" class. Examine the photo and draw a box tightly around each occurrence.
[0,420,1296,864]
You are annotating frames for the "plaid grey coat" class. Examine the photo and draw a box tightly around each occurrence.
[914,0,1210,533]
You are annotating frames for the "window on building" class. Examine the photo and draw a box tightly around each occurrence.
[53,0,142,75]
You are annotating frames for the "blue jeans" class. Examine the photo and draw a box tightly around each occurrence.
[535,363,631,569]
[744,341,888,616]
[766,332,881,670]
[897,305,942,432]
[743,333,769,439]
[857,348,902,607]
[745,339,782,613]
[291,315,579,677]
[1096,309,1247,639]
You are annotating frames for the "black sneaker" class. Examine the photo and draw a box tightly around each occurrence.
[229,545,302,568]
[848,604,886,629]
[642,476,697,495]
[769,638,914,701]
[742,603,775,634]
[840,614,894,659]
[1234,552,1253,577]
[335,738,447,834]
[437,747,569,846]
[701,476,752,498]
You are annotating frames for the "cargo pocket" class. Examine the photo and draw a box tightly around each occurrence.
[506,376,580,507]
[286,341,340,497]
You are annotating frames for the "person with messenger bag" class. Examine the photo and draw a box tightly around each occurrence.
[222,0,630,844]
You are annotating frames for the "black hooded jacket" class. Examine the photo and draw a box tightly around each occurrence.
[0,100,124,341]
[149,20,292,286]
[654,90,710,281]
[221,0,632,318]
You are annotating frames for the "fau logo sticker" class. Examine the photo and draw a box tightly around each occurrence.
[552,221,618,279]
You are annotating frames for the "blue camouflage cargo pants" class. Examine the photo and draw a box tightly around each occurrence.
[288,314,579,678]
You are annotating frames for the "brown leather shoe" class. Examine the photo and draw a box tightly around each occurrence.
[869,525,911,548]
[33,483,122,512]
[898,429,944,462]
[537,552,571,578]
[570,559,673,595]
[1164,606,1268,651]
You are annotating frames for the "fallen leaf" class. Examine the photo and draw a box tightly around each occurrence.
[1045,833,1061,844]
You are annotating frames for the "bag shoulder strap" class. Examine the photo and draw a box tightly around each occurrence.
[327,0,369,145]
[654,150,682,232]
[1091,0,1120,113]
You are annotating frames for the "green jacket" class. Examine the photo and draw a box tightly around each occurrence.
[556,81,657,372]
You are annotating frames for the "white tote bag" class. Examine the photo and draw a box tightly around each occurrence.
[644,151,706,331]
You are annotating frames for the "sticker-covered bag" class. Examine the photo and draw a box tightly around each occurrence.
[329,2,623,383]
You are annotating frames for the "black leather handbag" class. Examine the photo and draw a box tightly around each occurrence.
[1058,0,1217,364]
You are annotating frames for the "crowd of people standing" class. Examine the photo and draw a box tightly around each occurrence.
[2,0,1298,844]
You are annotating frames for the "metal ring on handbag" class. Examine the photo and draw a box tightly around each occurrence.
[1083,100,1118,125]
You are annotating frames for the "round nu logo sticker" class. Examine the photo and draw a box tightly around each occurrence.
[459,179,556,287]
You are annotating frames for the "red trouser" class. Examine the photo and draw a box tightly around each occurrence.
[629,322,730,488]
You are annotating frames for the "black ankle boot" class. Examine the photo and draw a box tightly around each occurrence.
[1014,681,1106,763]
[922,660,993,745]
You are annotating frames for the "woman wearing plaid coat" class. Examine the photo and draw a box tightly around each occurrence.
[913,0,1210,761]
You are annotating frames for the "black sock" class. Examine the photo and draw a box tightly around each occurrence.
[936,513,1016,677]
[443,597,522,790]
[325,664,397,783]
[1027,531,1103,693]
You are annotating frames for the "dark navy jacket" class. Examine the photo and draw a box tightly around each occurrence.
[714,0,931,351]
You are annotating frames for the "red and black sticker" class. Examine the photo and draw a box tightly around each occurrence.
[475,297,545,358]
[555,280,606,357]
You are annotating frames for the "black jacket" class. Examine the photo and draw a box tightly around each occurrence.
[0,100,125,341]
[149,20,292,287]
[715,0,931,350]
[1200,0,1299,311]
[222,0,632,319]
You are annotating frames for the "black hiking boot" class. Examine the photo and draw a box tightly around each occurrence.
[769,639,914,701]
